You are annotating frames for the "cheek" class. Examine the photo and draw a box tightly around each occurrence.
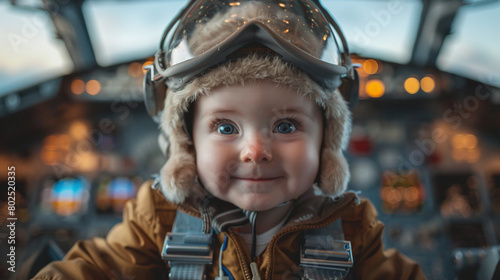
[302,147,321,179]
[196,143,235,191]
[280,142,321,180]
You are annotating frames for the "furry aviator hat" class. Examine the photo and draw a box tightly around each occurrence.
[156,1,352,205]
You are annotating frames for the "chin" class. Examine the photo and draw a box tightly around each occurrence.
[235,199,279,212]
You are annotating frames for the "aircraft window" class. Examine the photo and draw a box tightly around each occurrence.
[0,3,73,96]
[437,1,500,88]
[323,0,422,64]
[82,0,188,67]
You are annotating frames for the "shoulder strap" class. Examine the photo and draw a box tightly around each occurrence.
[162,211,213,280]
[300,219,353,280]
[163,211,353,280]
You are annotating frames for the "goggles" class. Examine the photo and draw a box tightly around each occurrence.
[144,0,358,120]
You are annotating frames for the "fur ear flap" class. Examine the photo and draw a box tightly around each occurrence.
[321,89,352,151]
[159,153,197,204]
[319,149,350,197]
[158,86,201,204]
[315,88,351,197]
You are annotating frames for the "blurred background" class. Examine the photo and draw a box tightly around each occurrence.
[0,0,499,279]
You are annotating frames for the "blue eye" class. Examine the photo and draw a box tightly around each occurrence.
[217,124,236,135]
[275,122,296,134]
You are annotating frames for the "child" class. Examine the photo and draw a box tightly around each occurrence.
[34,0,425,279]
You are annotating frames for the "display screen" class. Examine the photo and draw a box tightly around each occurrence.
[95,175,140,214]
[380,171,425,214]
[38,176,90,217]
[432,172,481,218]
[447,222,487,248]
[489,174,500,214]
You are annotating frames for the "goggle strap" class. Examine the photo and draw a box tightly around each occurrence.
[158,0,198,54]
[312,0,353,76]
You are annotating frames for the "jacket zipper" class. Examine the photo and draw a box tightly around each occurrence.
[263,194,358,279]
[227,230,253,280]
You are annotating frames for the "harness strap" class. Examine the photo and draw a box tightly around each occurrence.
[162,206,354,280]
[169,264,206,280]
[300,219,354,280]
[162,211,213,280]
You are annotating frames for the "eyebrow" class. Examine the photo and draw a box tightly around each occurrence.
[271,106,313,118]
[201,106,317,120]
[202,109,240,118]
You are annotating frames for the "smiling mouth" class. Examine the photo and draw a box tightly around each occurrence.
[233,177,281,182]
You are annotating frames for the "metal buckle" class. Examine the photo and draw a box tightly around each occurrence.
[162,233,213,264]
[300,239,353,273]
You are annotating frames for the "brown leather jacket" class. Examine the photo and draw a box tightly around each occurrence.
[33,180,426,280]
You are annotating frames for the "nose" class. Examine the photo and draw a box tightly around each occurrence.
[239,132,273,163]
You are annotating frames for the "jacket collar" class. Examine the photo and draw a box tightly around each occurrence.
[152,176,360,233]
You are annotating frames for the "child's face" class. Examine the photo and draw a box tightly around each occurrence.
[192,82,323,211]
